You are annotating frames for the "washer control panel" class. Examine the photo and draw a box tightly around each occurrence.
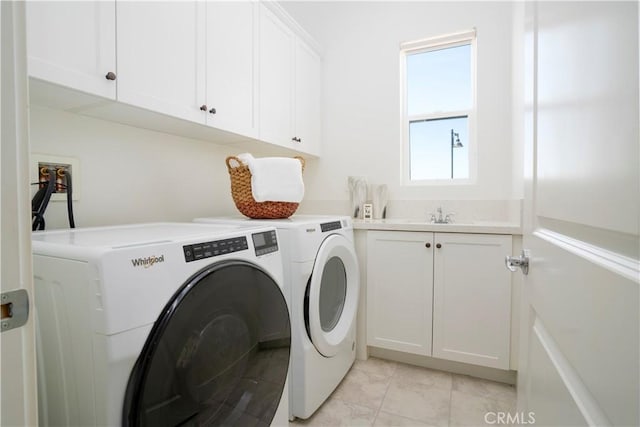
[183,236,248,262]
[320,221,342,232]
[251,230,278,256]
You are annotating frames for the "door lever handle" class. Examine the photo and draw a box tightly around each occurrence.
[505,249,530,275]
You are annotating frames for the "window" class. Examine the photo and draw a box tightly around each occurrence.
[401,30,476,183]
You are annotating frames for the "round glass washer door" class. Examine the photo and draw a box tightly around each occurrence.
[306,234,360,357]
[122,260,290,427]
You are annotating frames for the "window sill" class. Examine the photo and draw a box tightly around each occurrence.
[402,178,477,187]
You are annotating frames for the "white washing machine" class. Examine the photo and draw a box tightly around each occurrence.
[194,215,360,420]
[32,223,290,426]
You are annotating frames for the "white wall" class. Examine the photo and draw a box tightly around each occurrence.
[30,2,523,228]
[284,1,521,220]
[29,106,240,229]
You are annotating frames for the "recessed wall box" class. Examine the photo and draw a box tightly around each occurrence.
[31,153,80,201]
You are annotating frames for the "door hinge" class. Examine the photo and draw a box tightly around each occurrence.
[1,289,29,333]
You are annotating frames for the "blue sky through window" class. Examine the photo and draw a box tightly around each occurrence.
[407,44,471,115]
[406,43,471,180]
[410,117,469,180]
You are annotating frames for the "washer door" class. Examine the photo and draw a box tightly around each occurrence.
[305,234,360,357]
[123,260,290,427]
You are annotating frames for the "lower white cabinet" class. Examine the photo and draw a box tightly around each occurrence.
[367,231,434,355]
[432,233,512,369]
[366,231,513,369]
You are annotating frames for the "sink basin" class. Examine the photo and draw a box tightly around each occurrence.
[393,219,474,225]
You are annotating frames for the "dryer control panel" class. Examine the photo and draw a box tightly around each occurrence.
[183,236,248,262]
[320,221,342,232]
[251,230,278,256]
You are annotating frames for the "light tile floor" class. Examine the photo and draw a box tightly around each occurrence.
[290,357,516,427]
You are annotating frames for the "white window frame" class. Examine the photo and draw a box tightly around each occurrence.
[400,29,478,186]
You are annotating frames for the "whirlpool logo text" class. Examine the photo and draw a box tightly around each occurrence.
[131,255,165,268]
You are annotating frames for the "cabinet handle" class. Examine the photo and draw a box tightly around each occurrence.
[209,108,216,114]
[105,71,116,81]
[200,105,207,111]
[425,243,431,248]
[291,137,301,143]
[436,243,442,249]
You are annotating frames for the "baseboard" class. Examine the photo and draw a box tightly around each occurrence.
[366,346,517,385]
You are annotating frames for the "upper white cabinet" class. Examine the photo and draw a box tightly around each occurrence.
[367,231,434,356]
[116,2,206,123]
[259,4,322,156]
[205,1,258,138]
[258,5,295,148]
[366,231,513,369]
[294,40,322,156]
[26,1,322,156]
[432,233,512,370]
[26,1,116,99]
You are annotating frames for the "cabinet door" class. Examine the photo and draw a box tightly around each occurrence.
[258,5,294,147]
[26,1,116,99]
[432,233,512,369]
[116,1,205,123]
[206,1,258,138]
[293,40,321,156]
[367,231,434,356]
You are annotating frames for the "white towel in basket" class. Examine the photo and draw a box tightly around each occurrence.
[237,153,304,203]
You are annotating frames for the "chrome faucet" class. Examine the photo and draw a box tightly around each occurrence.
[429,207,455,224]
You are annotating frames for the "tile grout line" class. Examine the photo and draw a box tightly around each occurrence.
[371,363,397,426]
[448,374,455,427]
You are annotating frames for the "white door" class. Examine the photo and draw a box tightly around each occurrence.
[205,0,258,138]
[517,2,639,426]
[1,2,38,425]
[26,0,116,99]
[116,1,205,123]
[307,235,359,357]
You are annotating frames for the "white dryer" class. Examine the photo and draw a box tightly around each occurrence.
[194,216,360,420]
[32,223,290,426]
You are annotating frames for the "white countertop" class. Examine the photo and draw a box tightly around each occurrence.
[353,218,522,235]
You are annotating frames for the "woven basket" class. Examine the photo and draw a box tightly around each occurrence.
[226,155,305,219]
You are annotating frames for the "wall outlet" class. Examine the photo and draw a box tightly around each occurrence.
[31,154,80,201]
[363,203,373,220]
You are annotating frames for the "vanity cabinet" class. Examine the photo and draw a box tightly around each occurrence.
[366,230,513,369]
[432,233,512,369]
[26,1,117,99]
[367,231,434,355]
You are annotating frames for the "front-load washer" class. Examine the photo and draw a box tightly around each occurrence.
[193,215,360,420]
[32,223,290,426]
